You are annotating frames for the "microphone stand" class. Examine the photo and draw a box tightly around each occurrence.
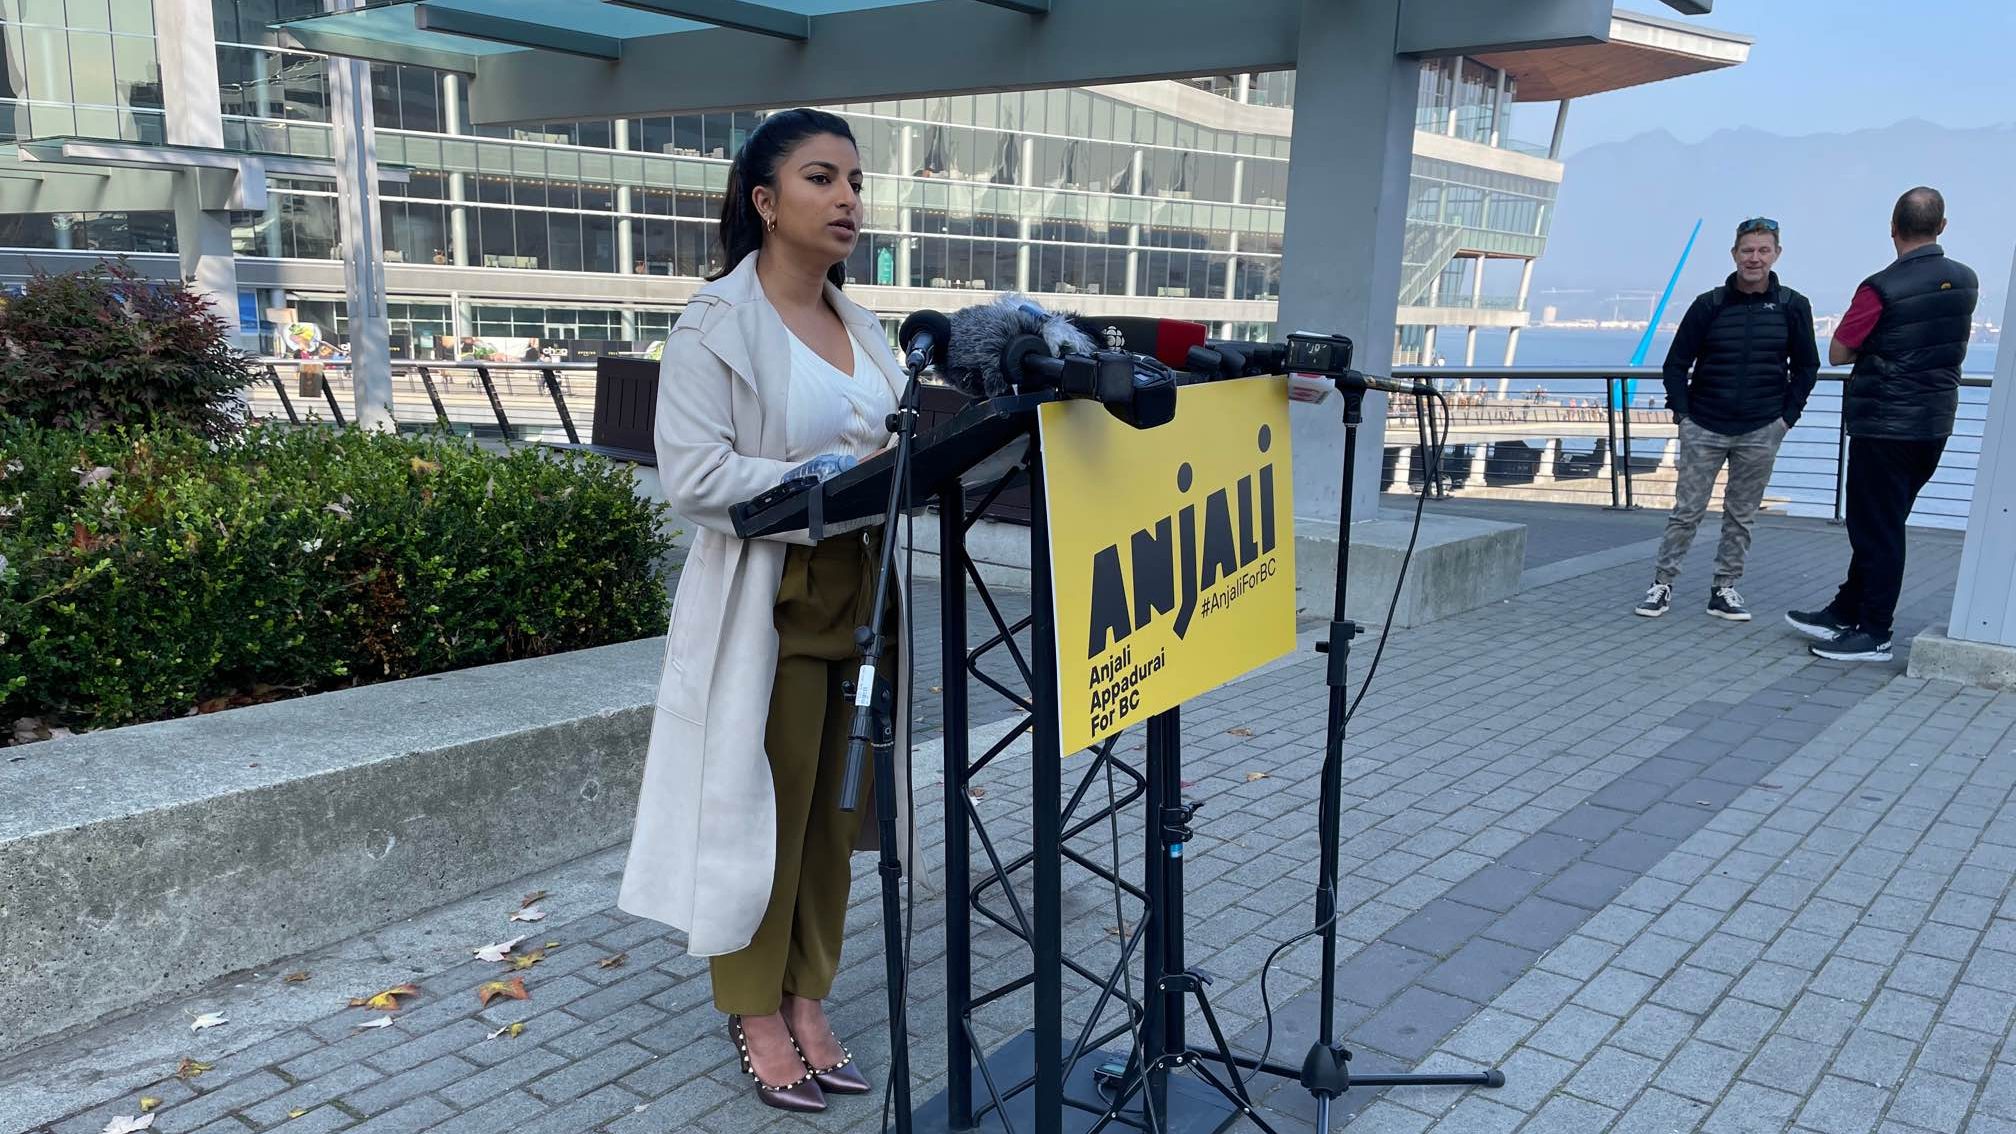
[1302,382,1503,1131]
[838,347,927,1134]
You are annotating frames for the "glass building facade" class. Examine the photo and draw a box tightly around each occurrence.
[0,0,1561,362]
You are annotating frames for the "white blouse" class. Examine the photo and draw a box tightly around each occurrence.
[782,328,895,464]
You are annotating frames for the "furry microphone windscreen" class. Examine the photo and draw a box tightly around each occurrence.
[944,294,1097,397]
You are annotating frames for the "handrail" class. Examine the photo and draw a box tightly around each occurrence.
[1389,365,1995,524]
[1395,365,1995,388]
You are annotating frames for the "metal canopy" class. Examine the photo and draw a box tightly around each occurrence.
[275,0,1740,125]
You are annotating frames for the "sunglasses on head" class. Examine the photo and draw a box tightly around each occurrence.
[1737,217,1780,236]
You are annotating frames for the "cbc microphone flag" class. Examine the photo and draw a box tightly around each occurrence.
[1038,377,1297,752]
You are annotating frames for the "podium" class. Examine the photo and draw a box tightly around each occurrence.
[733,377,1498,1133]
[734,378,1304,1134]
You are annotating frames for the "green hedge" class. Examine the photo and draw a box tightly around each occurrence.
[0,424,674,734]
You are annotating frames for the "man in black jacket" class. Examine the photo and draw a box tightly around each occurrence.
[1788,187,1978,662]
[1637,217,1820,621]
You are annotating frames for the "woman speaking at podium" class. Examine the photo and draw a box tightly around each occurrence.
[615,108,911,1114]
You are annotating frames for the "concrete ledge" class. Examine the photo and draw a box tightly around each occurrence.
[1295,511,1527,628]
[906,509,1526,629]
[0,639,659,1048]
[1907,624,2016,690]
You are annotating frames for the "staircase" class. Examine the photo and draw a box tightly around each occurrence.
[1399,220,1464,307]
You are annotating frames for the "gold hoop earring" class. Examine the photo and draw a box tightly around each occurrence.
[764,214,777,234]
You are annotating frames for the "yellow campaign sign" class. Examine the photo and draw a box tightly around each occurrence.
[1039,377,1297,752]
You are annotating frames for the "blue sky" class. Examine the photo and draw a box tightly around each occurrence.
[1511,1,2016,155]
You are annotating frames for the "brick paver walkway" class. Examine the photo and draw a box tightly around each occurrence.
[10,512,2007,1134]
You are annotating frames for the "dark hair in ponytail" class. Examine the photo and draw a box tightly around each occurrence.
[713,108,858,287]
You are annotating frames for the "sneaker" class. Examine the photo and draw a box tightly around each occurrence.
[1810,629,1893,663]
[1785,607,1852,642]
[1635,582,1673,618]
[1708,586,1752,622]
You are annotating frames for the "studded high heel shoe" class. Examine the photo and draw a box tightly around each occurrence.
[784,1016,872,1095]
[728,1015,827,1113]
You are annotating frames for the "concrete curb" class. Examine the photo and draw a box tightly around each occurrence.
[0,638,662,1049]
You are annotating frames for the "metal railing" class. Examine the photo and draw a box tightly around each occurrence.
[1388,365,1995,529]
[253,358,1995,531]
[252,358,602,445]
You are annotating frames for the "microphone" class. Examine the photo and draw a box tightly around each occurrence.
[1204,339,1290,377]
[897,309,949,375]
[945,294,1095,398]
[1068,316,1210,372]
[1335,369,1436,398]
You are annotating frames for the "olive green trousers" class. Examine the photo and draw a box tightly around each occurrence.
[710,533,892,1014]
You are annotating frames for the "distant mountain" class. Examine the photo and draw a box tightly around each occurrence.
[1533,120,2015,325]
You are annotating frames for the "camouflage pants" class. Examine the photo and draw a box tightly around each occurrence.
[1653,417,1788,587]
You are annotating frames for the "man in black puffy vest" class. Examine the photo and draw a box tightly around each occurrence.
[1789,187,1978,663]
[1636,217,1819,621]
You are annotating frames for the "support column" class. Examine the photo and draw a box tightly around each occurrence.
[1016,135,1034,293]
[1503,256,1536,378]
[1534,438,1559,483]
[1465,253,1487,366]
[152,0,242,345]
[1945,248,2016,648]
[615,118,636,277]
[1489,68,1508,148]
[1548,98,1572,160]
[1124,149,1143,298]
[327,0,393,430]
[444,74,470,267]
[1276,0,1418,523]
[896,126,913,287]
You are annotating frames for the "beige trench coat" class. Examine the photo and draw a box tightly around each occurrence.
[617,252,920,956]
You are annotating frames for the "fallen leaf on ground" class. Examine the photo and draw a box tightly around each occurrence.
[520,890,549,909]
[543,941,559,949]
[288,1109,309,1120]
[598,953,628,970]
[100,1116,152,1134]
[282,971,311,984]
[77,466,115,489]
[189,1012,228,1031]
[968,786,987,799]
[1244,771,1271,782]
[1105,923,1134,938]
[349,984,421,1011]
[929,685,943,694]
[1228,727,1254,737]
[473,935,528,963]
[477,977,530,1007]
[510,906,547,923]
[486,1021,527,1040]
[509,951,545,971]
[174,1057,213,1080]
[138,1099,161,1114]
[353,1017,396,1030]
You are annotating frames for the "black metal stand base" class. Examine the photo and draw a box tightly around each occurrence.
[911,1032,1240,1134]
